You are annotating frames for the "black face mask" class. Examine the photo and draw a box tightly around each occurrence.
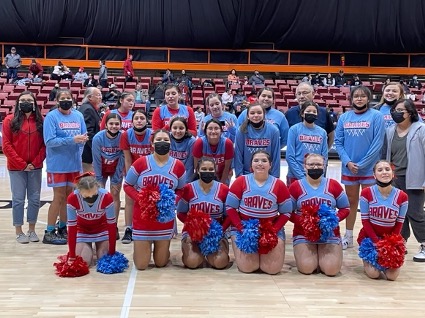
[250,120,264,129]
[59,100,73,110]
[199,172,215,184]
[107,130,120,138]
[304,113,317,124]
[83,194,98,204]
[376,180,392,188]
[384,99,396,106]
[352,104,368,111]
[19,102,34,113]
[154,141,170,155]
[307,168,323,180]
[264,106,272,111]
[133,125,147,133]
[391,111,406,124]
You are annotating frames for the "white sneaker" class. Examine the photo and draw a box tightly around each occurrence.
[27,231,40,242]
[342,235,353,250]
[16,233,29,244]
[413,244,425,262]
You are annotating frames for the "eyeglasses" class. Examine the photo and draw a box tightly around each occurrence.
[391,108,407,114]
[306,163,324,168]
[18,99,34,103]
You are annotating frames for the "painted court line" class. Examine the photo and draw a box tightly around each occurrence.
[120,262,137,318]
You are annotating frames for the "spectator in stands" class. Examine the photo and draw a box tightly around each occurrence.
[194,106,205,128]
[374,82,405,129]
[103,84,120,103]
[73,67,88,82]
[221,88,234,107]
[48,83,60,101]
[78,87,103,173]
[51,61,72,81]
[301,73,312,83]
[83,73,99,88]
[232,88,248,117]
[285,83,335,149]
[178,69,192,88]
[351,74,362,87]
[227,69,240,87]
[162,69,174,85]
[2,91,46,244]
[408,74,422,89]
[242,75,249,86]
[4,46,21,83]
[382,99,425,262]
[311,73,323,86]
[149,80,165,106]
[248,70,265,89]
[134,83,150,115]
[123,54,135,83]
[98,60,108,88]
[399,79,410,95]
[28,59,43,81]
[328,107,338,126]
[247,90,257,103]
[323,73,335,87]
[335,70,347,87]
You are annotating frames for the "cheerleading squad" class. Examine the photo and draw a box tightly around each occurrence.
[2,81,425,279]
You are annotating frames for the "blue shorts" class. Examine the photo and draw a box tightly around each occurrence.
[293,234,341,246]
[47,172,80,187]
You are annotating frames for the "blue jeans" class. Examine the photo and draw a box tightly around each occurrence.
[7,68,18,83]
[9,170,42,226]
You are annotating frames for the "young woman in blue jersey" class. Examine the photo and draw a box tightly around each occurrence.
[193,118,234,184]
[100,91,135,131]
[234,103,281,178]
[151,84,197,136]
[67,173,116,266]
[286,101,328,185]
[123,129,186,270]
[334,86,385,250]
[383,99,425,262]
[226,150,292,274]
[289,154,350,276]
[358,160,408,280]
[198,93,238,142]
[177,157,230,269]
[374,82,404,129]
[43,89,88,245]
[237,87,289,148]
[169,116,196,182]
[119,109,152,244]
[92,113,124,238]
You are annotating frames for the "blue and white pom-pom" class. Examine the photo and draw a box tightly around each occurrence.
[235,219,260,254]
[96,252,129,274]
[317,204,339,241]
[156,183,176,223]
[358,238,385,271]
[198,219,223,256]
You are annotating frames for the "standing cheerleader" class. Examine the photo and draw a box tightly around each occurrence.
[100,91,135,131]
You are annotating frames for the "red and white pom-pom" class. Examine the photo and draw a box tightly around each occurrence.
[258,219,278,255]
[54,255,89,277]
[138,184,160,221]
[184,208,211,242]
[300,205,321,242]
[376,233,406,269]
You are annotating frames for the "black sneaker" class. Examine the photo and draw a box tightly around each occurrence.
[57,226,68,240]
[121,228,132,244]
[116,226,120,240]
[42,230,67,245]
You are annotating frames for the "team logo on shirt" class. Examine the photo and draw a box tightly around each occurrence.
[59,122,80,129]
[244,196,273,209]
[101,146,120,155]
[369,206,398,220]
[343,121,370,136]
[301,197,332,207]
[299,134,323,152]
[169,150,187,160]
[190,202,221,215]
[142,175,174,187]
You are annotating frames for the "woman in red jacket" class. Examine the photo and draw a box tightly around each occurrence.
[2,91,46,243]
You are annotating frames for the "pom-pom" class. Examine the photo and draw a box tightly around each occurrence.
[317,204,339,241]
[358,238,385,271]
[54,255,89,277]
[184,208,212,242]
[138,184,160,221]
[199,219,223,256]
[156,183,176,223]
[376,234,405,269]
[258,219,278,255]
[235,219,260,254]
[300,205,321,242]
[96,252,129,274]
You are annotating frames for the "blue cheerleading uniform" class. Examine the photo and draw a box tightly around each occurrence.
[198,112,239,142]
[120,127,153,163]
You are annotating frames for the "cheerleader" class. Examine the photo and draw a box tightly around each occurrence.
[177,157,230,269]
[123,129,186,270]
[226,150,292,274]
[100,91,135,131]
[289,153,350,276]
[358,160,408,280]
[92,113,124,238]
[67,173,116,266]
[193,118,234,184]
[119,110,152,244]
[169,116,196,182]
[234,103,281,178]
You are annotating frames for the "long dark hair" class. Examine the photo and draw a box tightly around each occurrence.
[11,91,43,134]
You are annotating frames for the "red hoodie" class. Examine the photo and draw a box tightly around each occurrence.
[2,113,46,171]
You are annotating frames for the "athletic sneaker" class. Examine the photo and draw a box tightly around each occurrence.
[42,230,67,245]
[121,228,132,244]
[16,233,29,244]
[413,244,425,262]
[57,226,68,240]
[342,234,354,250]
[27,231,40,242]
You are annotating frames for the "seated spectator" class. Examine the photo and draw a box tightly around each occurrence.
[248,70,265,88]
[149,80,165,106]
[221,88,234,106]
[335,70,347,87]
[103,84,120,103]
[400,79,410,94]
[408,74,422,89]
[247,90,257,103]
[74,67,89,82]
[227,69,240,87]
[28,59,43,81]
[49,83,60,101]
[83,73,99,87]
[232,88,248,117]
[302,73,312,83]
[202,78,215,88]
[177,69,192,88]
[323,73,335,86]
[134,83,149,104]
[311,73,323,86]
[162,69,174,84]
[51,60,72,81]
[242,75,249,86]
[351,74,362,86]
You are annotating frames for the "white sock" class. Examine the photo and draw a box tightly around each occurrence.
[346,230,353,237]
